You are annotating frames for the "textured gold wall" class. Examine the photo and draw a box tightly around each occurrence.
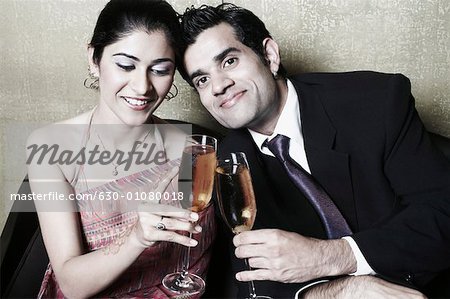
[1,0,449,230]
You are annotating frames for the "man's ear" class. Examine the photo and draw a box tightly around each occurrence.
[262,37,281,75]
[87,46,99,76]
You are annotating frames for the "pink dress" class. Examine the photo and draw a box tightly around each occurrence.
[38,124,216,298]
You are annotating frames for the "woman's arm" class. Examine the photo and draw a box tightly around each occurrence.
[27,130,197,299]
[37,210,146,299]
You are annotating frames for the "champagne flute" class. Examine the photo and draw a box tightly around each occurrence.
[215,152,273,299]
[162,134,217,295]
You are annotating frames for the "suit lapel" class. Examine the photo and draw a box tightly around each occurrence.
[291,76,358,229]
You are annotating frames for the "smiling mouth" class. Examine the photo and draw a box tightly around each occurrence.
[123,97,151,107]
[220,91,245,108]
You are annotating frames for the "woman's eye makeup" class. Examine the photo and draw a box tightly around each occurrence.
[151,67,170,75]
[112,55,174,75]
[151,63,174,76]
[116,63,135,71]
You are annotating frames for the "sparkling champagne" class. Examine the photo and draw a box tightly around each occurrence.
[216,164,256,234]
[163,135,216,296]
[179,144,216,212]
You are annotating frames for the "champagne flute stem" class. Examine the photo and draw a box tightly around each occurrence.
[245,258,257,298]
[181,231,193,278]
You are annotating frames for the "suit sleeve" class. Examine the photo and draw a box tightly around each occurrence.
[351,74,450,287]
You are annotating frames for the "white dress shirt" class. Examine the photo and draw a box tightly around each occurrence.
[248,80,375,294]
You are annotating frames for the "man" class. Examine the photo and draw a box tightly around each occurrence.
[180,4,450,298]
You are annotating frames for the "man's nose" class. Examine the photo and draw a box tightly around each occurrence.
[212,74,234,96]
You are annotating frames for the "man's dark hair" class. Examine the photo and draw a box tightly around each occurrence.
[180,3,287,85]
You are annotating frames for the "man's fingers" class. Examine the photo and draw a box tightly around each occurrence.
[248,257,269,269]
[236,269,272,282]
[235,244,267,259]
[233,229,279,246]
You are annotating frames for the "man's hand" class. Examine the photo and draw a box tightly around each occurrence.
[301,276,427,299]
[233,229,357,283]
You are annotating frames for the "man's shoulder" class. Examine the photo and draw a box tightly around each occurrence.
[221,129,250,145]
[289,71,409,90]
[219,129,253,154]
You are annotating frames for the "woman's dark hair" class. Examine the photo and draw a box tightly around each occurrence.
[180,3,287,83]
[89,0,182,68]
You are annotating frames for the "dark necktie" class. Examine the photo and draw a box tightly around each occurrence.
[265,134,352,239]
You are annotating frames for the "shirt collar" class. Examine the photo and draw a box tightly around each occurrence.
[249,79,302,150]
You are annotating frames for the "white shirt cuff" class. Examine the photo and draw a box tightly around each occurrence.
[294,279,329,299]
[342,236,376,276]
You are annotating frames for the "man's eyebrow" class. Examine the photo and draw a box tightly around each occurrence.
[190,70,207,82]
[213,47,240,63]
[189,47,241,81]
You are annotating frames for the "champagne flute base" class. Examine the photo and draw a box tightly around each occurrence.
[162,272,205,295]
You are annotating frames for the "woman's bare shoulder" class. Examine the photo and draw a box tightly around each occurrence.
[153,117,187,160]
[56,110,93,125]
[27,110,93,149]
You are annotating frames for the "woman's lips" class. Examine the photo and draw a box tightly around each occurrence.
[122,96,152,111]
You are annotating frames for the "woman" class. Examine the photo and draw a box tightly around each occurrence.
[26,0,215,298]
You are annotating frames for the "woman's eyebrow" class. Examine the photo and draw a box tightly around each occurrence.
[152,58,175,64]
[112,53,174,65]
[112,52,140,61]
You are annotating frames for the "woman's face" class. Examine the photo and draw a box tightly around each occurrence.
[90,30,175,125]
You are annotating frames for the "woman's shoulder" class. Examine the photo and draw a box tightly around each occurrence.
[152,117,187,160]
[153,116,187,138]
[27,110,93,149]
[26,110,95,183]
[56,109,93,125]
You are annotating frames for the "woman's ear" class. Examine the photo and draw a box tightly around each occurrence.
[262,38,281,75]
[87,46,99,76]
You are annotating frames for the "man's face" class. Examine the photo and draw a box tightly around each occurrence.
[184,23,280,131]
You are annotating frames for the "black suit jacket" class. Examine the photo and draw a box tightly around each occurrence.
[218,71,450,292]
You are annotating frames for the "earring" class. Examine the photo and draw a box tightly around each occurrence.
[272,71,278,80]
[165,83,179,101]
[84,67,99,90]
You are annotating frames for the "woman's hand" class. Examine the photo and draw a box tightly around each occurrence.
[133,166,201,248]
